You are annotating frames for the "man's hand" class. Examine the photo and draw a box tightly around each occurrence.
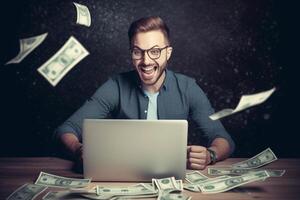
[187,145,211,170]
[187,138,232,170]
[60,133,83,162]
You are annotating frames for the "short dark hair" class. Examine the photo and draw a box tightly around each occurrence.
[128,16,170,47]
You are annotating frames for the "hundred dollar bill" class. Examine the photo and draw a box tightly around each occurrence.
[97,183,157,196]
[81,184,157,200]
[35,171,91,188]
[209,87,276,120]
[232,148,277,169]
[73,2,91,27]
[185,171,209,184]
[153,177,184,200]
[37,36,89,86]
[208,167,285,177]
[153,177,179,192]
[183,175,231,192]
[6,33,48,65]
[7,183,47,200]
[199,170,270,194]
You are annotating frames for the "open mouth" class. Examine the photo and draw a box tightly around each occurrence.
[139,66,158,80]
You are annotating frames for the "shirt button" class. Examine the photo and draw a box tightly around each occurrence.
[144,110,147,113]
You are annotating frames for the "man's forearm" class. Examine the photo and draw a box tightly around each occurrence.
[59,133,82,160]
[209,137,231,162]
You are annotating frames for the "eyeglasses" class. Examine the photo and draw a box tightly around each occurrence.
[131,46,169,60]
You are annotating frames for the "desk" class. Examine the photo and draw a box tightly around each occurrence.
[0,157,299,199]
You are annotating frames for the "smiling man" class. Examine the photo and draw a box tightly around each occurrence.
[131,28,171,93]
[55,16,235,170]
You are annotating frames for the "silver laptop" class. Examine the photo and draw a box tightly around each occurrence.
[82,119,188,181]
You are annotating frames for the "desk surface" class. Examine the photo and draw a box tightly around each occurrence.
[0,157,299,199]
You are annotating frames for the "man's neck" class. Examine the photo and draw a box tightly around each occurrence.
[142,71,166,94]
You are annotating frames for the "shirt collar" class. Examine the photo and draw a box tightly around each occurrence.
[162,69,171,91]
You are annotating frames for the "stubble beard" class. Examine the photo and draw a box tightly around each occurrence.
[139,60,167,88]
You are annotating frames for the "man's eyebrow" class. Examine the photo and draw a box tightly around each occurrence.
[132,45,160,50]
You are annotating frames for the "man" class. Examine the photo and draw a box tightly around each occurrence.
[55,16,235,170]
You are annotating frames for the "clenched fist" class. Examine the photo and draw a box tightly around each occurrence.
[187,145,211,170]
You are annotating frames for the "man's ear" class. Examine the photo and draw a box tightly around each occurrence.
[166,47,173,61]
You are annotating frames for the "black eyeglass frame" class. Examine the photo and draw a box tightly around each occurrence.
[130,46,170,60]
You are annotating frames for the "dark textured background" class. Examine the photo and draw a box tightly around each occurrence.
[0,0,296,158]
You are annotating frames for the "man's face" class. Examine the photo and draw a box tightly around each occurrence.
[131,30,172,88]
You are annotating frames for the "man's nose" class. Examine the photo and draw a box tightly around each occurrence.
[141,51,152,65]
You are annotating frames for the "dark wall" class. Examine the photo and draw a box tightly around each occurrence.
[0,0,296,157]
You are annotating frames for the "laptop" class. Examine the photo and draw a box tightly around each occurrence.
[82,119,188,181]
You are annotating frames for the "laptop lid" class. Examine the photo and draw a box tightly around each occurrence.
[82,119,188,181]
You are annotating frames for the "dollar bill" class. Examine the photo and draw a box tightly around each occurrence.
[153,177,179,200]
[97,183,157,196]
[43,191,69,200]
[185,171,209,184]
[37,36,89,86]
[81,184,157,200]
[151,178,159,191]
[183,175,231,192]
[183,184,201,192]
[140,183,155,191]
[35,171,91,188]
[69,186,97,195]
[153,177,192,200]
[7,183,47,200]
[266,169,285,177]
[6,33,48,65]
[209,87,276,120]
[159,192,192,200]
[73,2,91,27]
[175,180,183,191]
[153,177,179,192]
[111,194,158,200]
[43,190,91,200]
[232,148,278,169]
[208,167,285,177]
[199,170,270,194]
